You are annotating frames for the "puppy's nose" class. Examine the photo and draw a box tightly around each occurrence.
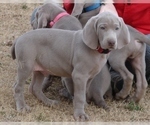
[108,40,116,47]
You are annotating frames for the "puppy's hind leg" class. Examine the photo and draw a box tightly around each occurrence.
[129,54,148,103]
[115,65,134,100]
[14,61,33,113]
[42,75,54,92]
[30,71,59,106]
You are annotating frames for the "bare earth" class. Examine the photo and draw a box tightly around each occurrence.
[0,3,150,122]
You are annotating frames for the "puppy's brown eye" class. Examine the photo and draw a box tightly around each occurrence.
[100,27,105,30]
[115,27,119,30]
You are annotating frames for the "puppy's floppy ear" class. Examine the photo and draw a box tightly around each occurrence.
[71,2,84,18]
[30,7,39,29]
[117,17,130,49]
[36,11,48,28]
[82,15,99,50]
[31,19,38,30]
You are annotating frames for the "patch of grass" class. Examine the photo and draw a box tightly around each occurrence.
[26,78,31,84]
[35,113,46,122]
[0,111,5,116]
[125,101,143,111]
[21,4,28,10]
[130,116,135,121]
[10,113,17,118]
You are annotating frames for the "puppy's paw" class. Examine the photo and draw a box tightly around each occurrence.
[17,104,31,113]
[73,109,89,122]
[98,104,109,111]
[74,113,89,122]
[96,101,109,111]
[115,91,129,100]
[125,96,140,103]
[51,100,60,106]
[44,99,59,107]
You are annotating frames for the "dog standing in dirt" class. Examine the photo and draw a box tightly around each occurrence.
[69,1,150,103]
[62,26,150,106]
[31,2,113,110]
[30,3,82,91]
[11,12,130,121]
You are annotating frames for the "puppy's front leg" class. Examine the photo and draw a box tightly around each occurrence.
[72,70,89,121]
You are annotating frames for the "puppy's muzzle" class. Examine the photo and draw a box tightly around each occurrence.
[107,40,117,49]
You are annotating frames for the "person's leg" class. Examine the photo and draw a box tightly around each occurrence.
[145,34,150,84]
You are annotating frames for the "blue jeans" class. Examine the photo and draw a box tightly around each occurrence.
[145,34,150,82]
[147,34,150,39]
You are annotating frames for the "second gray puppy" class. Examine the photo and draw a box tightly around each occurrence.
[61,64,112,110]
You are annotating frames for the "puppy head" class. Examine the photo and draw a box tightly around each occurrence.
[30,5,48,29]
[35,3,51,28]
[32,3,64,29]
[82,12,130,51]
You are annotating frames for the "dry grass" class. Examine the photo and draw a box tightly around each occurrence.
[0,3,150,122]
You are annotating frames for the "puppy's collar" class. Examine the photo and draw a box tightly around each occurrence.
[50,12,69,27]
[96,46,110,54]
[83,0,102,13]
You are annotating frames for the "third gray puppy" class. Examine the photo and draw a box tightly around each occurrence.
[31,3,82,30]
[61,64,112,110]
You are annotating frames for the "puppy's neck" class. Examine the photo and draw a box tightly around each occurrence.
[50,12,69,27]
[50,4,66,21]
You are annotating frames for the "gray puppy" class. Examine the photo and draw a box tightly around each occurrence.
[31,3,112,108]
[61,64,112,110]
[30,3,82,91]
[31,3,82,30]
[11,12,130,121]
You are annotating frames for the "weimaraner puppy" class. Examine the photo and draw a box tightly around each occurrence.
[71,0,150,102]
[69,1,150,103]
[30,3,82,91]
[108,25,150,103]
[31,3,82,30]
[30,3,112,104]
[70,0,103,27]
[61,64,112,110]
[61,26,150,105]
[11,12,130,121]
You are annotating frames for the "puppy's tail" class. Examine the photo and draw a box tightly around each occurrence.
[144,35,150,45]
[11,39,17,60]
[128,25,150,45]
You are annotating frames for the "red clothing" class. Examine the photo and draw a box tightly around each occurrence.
[63,0,150,34]
[114,2,150,34]
[63,0,74,14]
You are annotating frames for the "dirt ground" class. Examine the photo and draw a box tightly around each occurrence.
[0,3,150,122]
